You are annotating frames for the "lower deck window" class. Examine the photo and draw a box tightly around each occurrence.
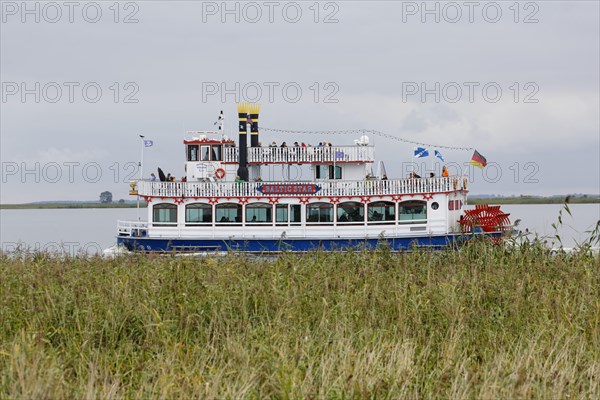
[368,201,395,224]
[337,202,364,223]
[306,202,333,224]
[215,203,242,224]
[246,203,272,224]
[276,204,302,226]
[276,204,288,224]
[290,205,301,225]
[186,203,212,225]
[153,203,177,226]
[399,201,427,223]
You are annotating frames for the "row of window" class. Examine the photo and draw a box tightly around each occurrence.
[187,144,230,162]
[153,201,430,226]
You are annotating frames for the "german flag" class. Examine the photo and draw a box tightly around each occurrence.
[470,150,487,169]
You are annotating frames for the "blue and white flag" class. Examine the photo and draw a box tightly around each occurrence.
[434,150,444,162]
[414,147,429,158]
[144,140,154,147]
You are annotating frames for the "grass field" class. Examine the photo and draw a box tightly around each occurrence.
[1,241,599,399]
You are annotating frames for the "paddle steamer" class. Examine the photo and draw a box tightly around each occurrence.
[116,104,510,253]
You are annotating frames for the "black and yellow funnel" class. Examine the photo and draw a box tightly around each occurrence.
[249,103,261,148]
[237,102,250,181]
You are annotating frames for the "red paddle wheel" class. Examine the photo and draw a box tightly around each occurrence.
[459,204,511,240]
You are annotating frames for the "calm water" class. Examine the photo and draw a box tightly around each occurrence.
[1,204,599,255]
[502,203,599,247]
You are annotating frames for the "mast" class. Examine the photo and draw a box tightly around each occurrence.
[217,110,224,139]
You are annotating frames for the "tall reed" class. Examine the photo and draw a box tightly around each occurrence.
[1,242,599,398]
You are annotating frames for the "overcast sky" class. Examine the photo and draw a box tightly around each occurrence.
[1,0,599,203]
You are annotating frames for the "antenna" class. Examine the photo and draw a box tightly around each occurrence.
[219,110,224,140]
[215,110,225,140]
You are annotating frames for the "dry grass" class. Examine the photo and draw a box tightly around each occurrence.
[1,243,599,399]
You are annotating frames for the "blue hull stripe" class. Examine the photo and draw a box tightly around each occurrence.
[116,233,500,253]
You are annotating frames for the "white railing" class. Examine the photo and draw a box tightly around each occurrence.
[223,145,374,164]
[135,176,466,198]
[117,220,149,236]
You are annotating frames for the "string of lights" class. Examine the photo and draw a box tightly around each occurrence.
[258,126,474,151]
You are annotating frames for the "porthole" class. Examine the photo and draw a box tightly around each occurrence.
[431,202,439,210]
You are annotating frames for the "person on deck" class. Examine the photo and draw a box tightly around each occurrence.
[442,166,449,177]
[235,175,245,193]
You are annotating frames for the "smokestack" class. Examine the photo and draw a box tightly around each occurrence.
[237,102,249,181]
[249,103,261,148]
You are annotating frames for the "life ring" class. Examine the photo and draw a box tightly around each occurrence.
[453,178,458,190]
[215,168,226,179]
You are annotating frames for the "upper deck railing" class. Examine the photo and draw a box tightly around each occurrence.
[223,145,374,164]
[135,176,466,198]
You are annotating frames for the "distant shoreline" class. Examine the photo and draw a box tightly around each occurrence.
[1,197,598,209]
[0,203,147,209]
[468,197,599,205]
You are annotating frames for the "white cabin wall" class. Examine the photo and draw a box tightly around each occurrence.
[427,194,449,234]
[310,163,369,181]
[446,191,467,232]
[341,164,369,180]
